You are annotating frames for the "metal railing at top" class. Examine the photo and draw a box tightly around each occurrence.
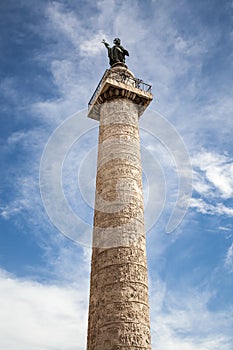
[88,69,152,108]
[88,70,109,108]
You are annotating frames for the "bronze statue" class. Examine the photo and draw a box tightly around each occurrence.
[102,38,129,67]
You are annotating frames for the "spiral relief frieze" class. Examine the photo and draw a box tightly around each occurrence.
[87,97,151,349]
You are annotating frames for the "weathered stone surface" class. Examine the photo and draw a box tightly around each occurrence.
[87,93,151,349]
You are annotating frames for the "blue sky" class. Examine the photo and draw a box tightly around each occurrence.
[0,0,233,349]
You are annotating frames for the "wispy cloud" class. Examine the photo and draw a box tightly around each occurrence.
[0,199,29,219]
[225,242,233,273]
[192,151,233,200]
[190,150,233,217]
[189,198,233,216]
[150,276,233,350]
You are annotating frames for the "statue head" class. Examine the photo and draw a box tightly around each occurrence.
[113,38,121,46]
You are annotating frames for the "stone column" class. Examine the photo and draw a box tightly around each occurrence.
[87,66,153,350]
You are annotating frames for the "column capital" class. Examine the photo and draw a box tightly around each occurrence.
[88,66,153,121]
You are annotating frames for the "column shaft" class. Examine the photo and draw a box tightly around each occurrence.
[87,98,151,350]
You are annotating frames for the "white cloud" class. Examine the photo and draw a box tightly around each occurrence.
[0,199,29,219]
[0,169,40,221]
[192,171,213,197]
[0,270,88,350]
[79,32,106,56]
[4,129,46,152]
[0,77,19,101]
[150,276,233,350]
[190,198,233,216]
[175,36,188,52]
[189,150,233,217]
[217,226,232,232]
[46,2,83,51]
[192,151,233,199]
[6,131,28,146]
[225,242,233,272]
[174,35,207,57]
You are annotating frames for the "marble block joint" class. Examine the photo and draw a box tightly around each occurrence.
[86,65,153,350]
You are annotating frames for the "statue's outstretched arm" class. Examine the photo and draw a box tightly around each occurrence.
[102,39,110,49]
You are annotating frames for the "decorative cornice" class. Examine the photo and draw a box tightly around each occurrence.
[88,67,153,121]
